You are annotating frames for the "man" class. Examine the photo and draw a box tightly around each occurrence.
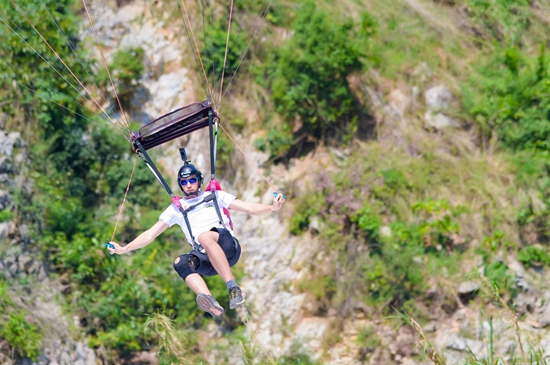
[107,160,285,317]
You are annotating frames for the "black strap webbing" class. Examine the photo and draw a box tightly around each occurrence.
[133,106,226,251]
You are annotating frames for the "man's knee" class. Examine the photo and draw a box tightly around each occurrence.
[173,254,199,281]
[197,231,219,248]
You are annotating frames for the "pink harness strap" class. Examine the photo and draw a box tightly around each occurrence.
[205,178,234,229]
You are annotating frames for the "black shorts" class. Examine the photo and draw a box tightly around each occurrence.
[190,227,241,277]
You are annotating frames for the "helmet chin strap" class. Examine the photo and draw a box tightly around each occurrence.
[184,188,201,200]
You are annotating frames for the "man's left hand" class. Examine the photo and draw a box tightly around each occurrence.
[272,193,286,211]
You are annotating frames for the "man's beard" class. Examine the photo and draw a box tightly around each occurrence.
[184,189,201,199]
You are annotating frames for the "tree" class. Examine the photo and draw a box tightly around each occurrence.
[269,0,370,145]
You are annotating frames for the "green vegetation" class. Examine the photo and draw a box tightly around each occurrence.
[0,209,14,223]
[97,47,145,109]
[201,16,247,87]
[518,245,550,268]
[0,0,240,360]
[0,281,43,360]
[397,276,549,364]
[255,0,374,158]
[4,0,550,363]
[465,46,550,151]
[1,314,42,360]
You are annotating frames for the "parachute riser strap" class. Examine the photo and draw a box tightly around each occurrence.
[213,119,218,168]
[208,108,216,179]
[207,109,224,226]
[135,141,175,196]
[134,140,199,247]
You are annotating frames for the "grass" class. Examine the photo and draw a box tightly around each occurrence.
[288,102,550,354]
[395,270,549,365]
[144,313,189,361]
[7,0,550,362]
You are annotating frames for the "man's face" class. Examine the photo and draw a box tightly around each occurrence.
[180,175,200,195]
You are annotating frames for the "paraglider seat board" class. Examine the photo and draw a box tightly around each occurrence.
[131,99,220,151]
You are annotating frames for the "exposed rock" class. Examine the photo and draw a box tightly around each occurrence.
[0,221,14,243]
[401,359,421,365]
[513,276,537,315]
[446,334,483,353]
[422,322,436,333]
[82,6,130,48]
[388,89,411,116]
[507,255,526,277]
[142,70,191,119]
[537,292,550,328]
[423,85,459,129]
[124,351,157,365]
[457,281,479,294]
[540,333,550,359]
[425,85,453,111]
[0,156,7,175]
[425,111,460,129]
[388,328,416,358]
[308,215,325,232]
[514,292,537,316]
[379,226,392,237]
[293,317,328,358]
[34,340,96,365]
[0,131,21,158]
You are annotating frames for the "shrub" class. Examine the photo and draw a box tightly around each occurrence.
[465,45,550,152]
[364,243,427,308]
[202,22,246,78]
[0,282,43,360]
[518,245,550,268]
[462,0,535,45]
[0,209,14,223]
[260,1,375,156]
[0,313,43,360]
[97,47,145,109]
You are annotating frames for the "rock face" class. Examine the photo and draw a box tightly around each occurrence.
[80,0,193,124]
[425,85,453,111]
[0,131,97,365]
[0,131,21,178]
[68,2,550,365]
[6,1,550,365]
[80,0,335,360]
[424,85,460,129]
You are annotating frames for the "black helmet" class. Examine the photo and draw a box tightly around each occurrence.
[177,163,204,193]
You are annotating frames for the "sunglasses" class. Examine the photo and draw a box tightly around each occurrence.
[179,177,198,186]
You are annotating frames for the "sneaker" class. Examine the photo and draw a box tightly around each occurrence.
[196,293,224,317]
[229,286,245,309]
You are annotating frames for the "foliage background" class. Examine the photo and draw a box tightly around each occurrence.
[2,0,550,363]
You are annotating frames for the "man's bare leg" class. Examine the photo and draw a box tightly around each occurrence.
[196,231,245,309]
[184,273,210,295]
[185,273,224,317]
[197,231,234,282]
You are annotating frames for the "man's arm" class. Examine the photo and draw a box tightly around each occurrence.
[228,193,285,215]
[108,221,169,255]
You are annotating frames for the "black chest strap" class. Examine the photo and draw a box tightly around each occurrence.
[179,192,226,251]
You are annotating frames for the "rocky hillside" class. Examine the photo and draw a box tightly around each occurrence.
[3,0,550,364]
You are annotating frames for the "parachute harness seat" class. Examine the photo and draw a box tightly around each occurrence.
[130,99,228,252]
[131,100,219,150]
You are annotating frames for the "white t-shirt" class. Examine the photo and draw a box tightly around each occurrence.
[159,190,237,248]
